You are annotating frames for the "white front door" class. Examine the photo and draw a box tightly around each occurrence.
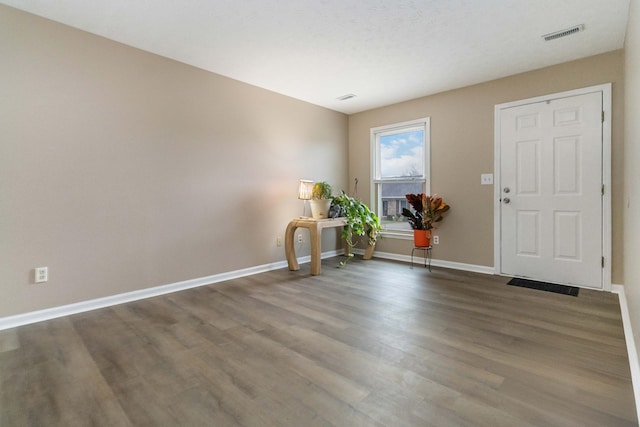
[499,91,604,289]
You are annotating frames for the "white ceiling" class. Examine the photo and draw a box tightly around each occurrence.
[1,0,630,114]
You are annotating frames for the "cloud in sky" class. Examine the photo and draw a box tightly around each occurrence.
[380,130,424,178]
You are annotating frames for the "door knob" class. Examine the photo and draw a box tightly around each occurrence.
[503,197,510,204]
[503,187,510,193]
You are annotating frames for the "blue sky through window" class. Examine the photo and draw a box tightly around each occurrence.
[380,130,424,178]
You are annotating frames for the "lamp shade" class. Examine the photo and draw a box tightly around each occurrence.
[298,180,314,200]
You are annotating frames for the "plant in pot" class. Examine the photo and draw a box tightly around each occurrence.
[402,193,450,247]
[331,191,382,266]
[309,181,333,219]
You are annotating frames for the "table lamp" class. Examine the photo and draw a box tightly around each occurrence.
[298,179,314,217]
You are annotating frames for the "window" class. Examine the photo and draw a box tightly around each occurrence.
[371,118,430,236]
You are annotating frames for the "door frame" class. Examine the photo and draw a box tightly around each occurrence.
[493,83,612,291]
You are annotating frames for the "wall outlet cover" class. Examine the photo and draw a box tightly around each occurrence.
[35,267,48,283]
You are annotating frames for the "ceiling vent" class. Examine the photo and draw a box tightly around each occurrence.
[336,93,356,101]
[543,24,584,41]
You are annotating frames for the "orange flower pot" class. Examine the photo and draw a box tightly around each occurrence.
[413,229,431,247]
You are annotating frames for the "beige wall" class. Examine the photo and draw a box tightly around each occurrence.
[1,3,632,321]
[349,51,625,281]
[0,6,348,317]
[624,1,640,357]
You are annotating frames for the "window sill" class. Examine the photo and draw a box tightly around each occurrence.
[380,230,414,240]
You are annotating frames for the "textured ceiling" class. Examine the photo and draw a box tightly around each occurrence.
[1,0,631,114]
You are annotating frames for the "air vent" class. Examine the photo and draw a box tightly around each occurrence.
[543,25,584,41]
[336,93,356,101]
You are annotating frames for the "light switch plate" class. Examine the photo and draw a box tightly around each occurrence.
[481,173,494,185]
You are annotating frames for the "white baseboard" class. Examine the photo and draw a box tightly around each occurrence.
[356,248,495,275]
[611,284,640,425]
[0,249,342,331]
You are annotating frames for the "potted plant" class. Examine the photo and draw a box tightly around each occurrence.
[402,193,450,247]
[331,191,382,266]
[309,181,333,219]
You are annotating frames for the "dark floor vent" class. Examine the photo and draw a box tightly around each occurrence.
[507,277,579,296]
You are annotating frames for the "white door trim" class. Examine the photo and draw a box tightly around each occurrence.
[493,83,612,291]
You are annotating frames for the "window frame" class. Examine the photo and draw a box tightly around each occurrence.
[370,117,431,239]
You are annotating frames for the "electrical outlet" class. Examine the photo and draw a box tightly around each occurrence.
[276,237,282,247]
[297,234,303,243]
[35,267,48,283]
[433,236,440,245]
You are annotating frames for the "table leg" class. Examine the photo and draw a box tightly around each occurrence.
[285,222,299,271]
[309,223,322,275]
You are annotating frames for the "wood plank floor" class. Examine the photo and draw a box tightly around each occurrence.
[1,257,637,426]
